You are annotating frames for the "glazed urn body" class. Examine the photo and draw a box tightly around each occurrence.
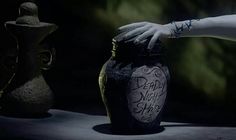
[99,37,170,134]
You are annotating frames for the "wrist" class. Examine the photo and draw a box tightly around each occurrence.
[168,20,197,38]
[163,23,176,38]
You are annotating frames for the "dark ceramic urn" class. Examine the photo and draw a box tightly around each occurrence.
[0,2,57,116]
[99,34,170,134]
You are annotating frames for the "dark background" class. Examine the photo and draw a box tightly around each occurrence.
[0,0,236,125]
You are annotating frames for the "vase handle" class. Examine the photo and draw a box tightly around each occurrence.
[39,46,56,70]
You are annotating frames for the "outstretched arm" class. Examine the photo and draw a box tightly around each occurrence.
[117,15,236,49]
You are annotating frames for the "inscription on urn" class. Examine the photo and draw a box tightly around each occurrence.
[127,66,167,123]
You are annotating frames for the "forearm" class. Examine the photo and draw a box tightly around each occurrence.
[169,15,236,41]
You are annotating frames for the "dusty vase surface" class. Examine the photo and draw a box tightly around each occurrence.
[0,2,57,116]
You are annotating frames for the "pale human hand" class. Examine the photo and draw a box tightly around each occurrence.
[116,22,173,50]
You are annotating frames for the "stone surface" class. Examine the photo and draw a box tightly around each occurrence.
[0,109,235,140]
[16,2,40,25]
[3,1,57,115]
[1,75,53,115]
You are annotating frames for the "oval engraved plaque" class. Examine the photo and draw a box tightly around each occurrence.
[127,65,167,123]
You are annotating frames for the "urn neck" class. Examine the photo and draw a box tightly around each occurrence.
[111,38,164,62]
